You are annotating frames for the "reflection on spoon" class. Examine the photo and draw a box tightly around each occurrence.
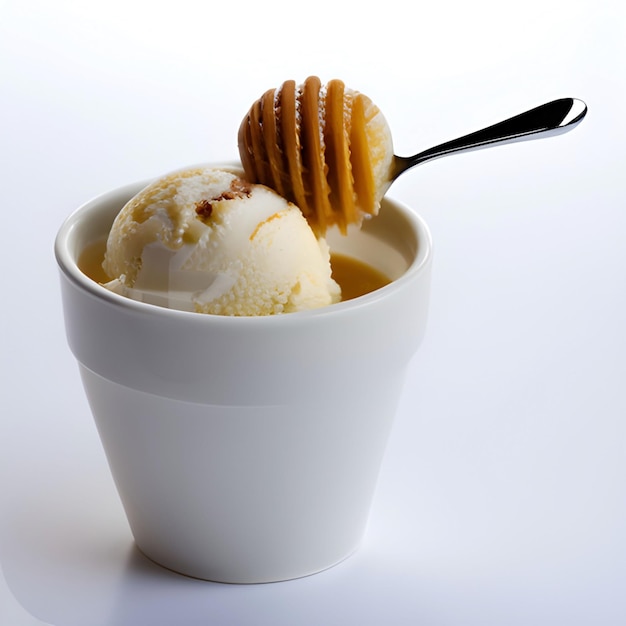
[391,98,588,180]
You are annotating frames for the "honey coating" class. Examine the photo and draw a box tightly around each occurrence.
[78,239,390,303]
[238,76,394,235]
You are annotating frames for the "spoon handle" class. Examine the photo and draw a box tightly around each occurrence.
[391,98,588,179]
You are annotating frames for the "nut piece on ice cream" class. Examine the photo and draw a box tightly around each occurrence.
[238,76,394,235]
[102,166,341,315]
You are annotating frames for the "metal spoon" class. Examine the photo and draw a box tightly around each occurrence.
[390,97,588,181]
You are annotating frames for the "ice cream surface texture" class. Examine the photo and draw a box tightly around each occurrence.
[238,76,394,235]
[102,166,341,315]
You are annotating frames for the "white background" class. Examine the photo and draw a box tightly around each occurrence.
[1,1,625,624]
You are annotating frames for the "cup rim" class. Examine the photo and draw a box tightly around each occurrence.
[54,170,433,324]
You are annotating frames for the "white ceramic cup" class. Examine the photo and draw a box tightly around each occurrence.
[55,169,432,583]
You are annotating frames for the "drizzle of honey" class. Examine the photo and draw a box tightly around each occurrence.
[78,239,391,302]
[329,253,391,301]
[77,238,111,283]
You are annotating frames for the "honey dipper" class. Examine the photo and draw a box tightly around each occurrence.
[238,76,587,235]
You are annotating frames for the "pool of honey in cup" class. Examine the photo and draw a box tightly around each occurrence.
[78,239,391,305]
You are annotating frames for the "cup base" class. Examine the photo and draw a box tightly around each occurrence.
[134,540,360,584]
[80,365,400,584]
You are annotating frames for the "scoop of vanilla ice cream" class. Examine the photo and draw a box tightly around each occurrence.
[102,166,341,315]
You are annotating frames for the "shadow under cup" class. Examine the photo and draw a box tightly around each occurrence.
[55,177,432,584]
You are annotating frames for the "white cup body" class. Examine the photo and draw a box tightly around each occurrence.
[55,172,432,583]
